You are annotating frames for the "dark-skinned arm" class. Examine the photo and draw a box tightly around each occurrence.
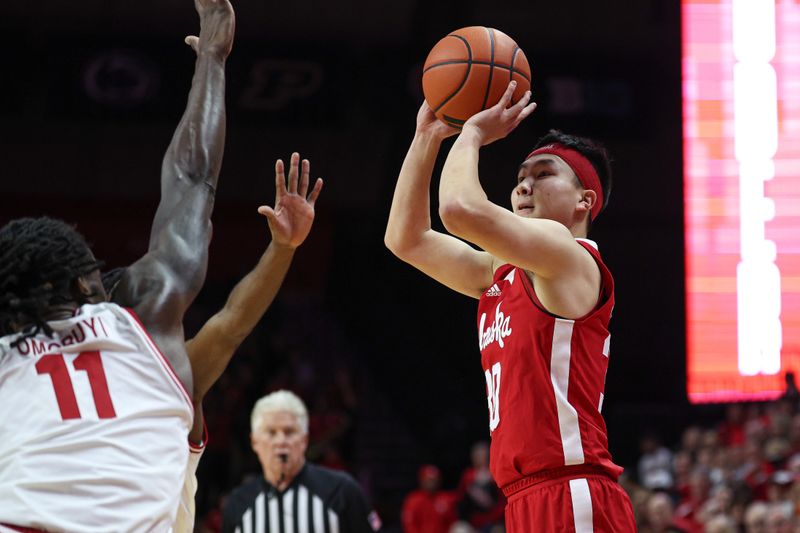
[187,153,322,442]
[112,0,235,393]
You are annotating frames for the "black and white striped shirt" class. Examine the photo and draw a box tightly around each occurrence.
[222,463,380,533]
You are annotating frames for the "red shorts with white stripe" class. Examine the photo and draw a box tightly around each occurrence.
[504,474,636,533]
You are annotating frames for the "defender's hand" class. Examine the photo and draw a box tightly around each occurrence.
[258,153,323,249]
[184,0,236,60]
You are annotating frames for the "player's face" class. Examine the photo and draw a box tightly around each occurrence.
[251,410,308,474]
[511,155,584,227]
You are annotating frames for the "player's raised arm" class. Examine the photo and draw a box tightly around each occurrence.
[185,153,322,441]
[439,82,607,318]
[150,0,234,238]
[112,0,235,388]
[385,102,495,299]
[439,83,580,277]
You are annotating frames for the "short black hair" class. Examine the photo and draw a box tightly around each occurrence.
[532,129,613,219]
[0,217,103,342]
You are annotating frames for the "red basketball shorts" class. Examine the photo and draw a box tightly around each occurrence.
[504,474,636,532]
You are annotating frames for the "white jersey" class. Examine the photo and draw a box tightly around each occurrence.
[173,435,207,533]
[0,302,193,532]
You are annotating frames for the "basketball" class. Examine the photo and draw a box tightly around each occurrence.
[422,26,531,128]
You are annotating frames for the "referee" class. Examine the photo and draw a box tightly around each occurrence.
[222,390,381,533]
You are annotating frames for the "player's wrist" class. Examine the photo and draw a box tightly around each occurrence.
[271,240,299,253]
[455,125,484,147]
[413,129,445,143]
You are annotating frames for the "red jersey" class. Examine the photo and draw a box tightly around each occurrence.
[477,239,623,489]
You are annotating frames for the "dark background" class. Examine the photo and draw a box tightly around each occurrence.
[0,0,703,527]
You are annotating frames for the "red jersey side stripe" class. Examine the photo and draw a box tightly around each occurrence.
[122,308,193,410]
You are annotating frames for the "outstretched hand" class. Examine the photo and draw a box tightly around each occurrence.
[258,153,323,249]
[462,81,536,146]
[184,0,235,60]
[416,101,460,140]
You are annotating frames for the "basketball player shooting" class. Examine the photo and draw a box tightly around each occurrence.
[0,0,234,531]
[385,82,636,531]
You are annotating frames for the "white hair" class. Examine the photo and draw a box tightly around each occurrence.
[250,389,309,434]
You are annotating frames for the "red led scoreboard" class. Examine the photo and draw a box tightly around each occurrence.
[683,0,800,402]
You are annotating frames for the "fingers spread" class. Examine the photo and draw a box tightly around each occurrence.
[299,159,310,198]
[288,152,300,194]
[511,90,532,112]
[275,159,287,195]
[307,178,324,206]
[497,80,517,109]
[518,101,537,121]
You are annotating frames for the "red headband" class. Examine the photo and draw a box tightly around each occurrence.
[526,143,604,221]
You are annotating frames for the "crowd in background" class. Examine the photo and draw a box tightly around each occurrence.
[399,443,505,533]
[630,387,800,533]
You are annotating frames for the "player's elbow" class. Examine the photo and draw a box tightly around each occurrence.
[439,198,477,237]
[384,227,416,262]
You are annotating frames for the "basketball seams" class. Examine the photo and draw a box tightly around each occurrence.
[422,26,530,127]
[423,60,531,82]
[510,46,522,82]
[480,27,496,111]
[431,34,473,113]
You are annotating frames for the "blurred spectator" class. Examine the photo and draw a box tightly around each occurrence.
[743,501,768,533]
[675,468,711,531]
[737,441,774,501]
[402,465,457,533]
[744,405,769,443]
[643,492,691,533]
[766,471,794,505]
[764,502,793,533]
[674,451,694,500]
[456,442,505,531]
[682,427,703,459]
[448,522,477,533]
[787,416,800,455]
[718,404,746,447]
[639,433,674,490]
[696,484,733,526]
[703,514,737,533]
[780,371,800,404]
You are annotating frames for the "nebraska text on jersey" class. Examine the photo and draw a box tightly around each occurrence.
[476,240,623,490]
[478,302,513,350]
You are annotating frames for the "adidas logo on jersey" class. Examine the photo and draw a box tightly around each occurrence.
[485,284,502,297]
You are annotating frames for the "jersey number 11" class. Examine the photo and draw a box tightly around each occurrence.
[36,351,117,420]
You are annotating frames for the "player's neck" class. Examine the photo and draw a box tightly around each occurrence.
[568,218,590,239]
[15,303,80,331]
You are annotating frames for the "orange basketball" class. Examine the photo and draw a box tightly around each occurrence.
[422,26,531,128]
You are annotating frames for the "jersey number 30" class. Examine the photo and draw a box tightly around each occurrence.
[485,362,501,432]
[36,351,117,420]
